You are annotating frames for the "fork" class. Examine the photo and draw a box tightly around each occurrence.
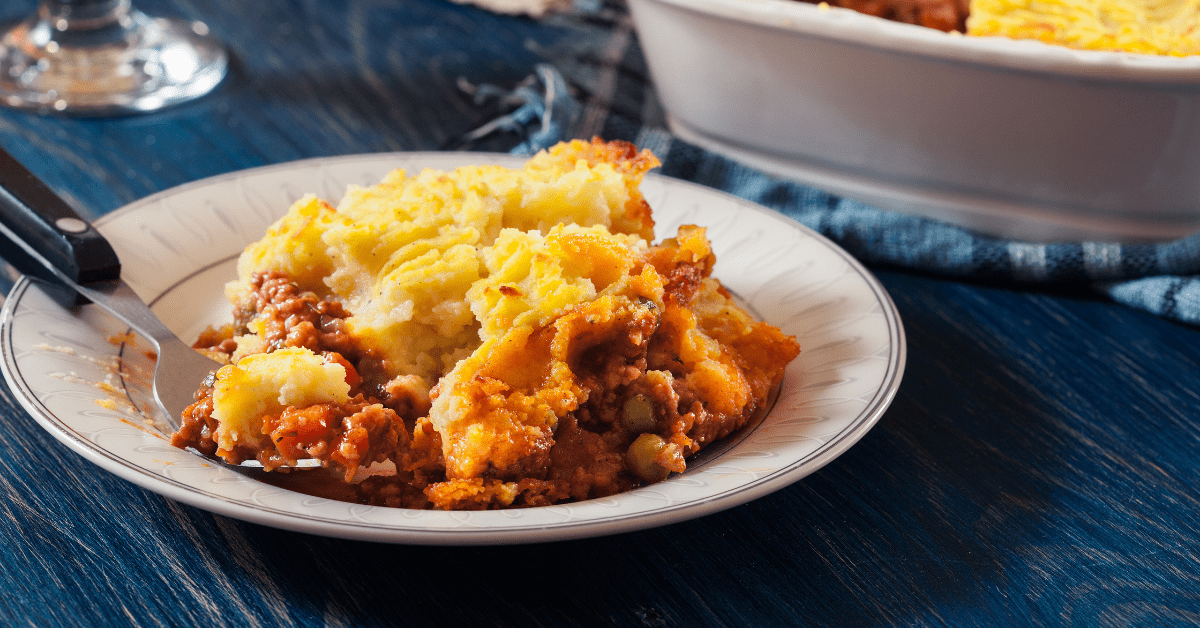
[0,145,222,430]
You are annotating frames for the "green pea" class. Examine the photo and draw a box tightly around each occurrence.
[627,433,671,483]
[622,394,657,432]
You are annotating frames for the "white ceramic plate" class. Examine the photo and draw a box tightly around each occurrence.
[0,153,905,544]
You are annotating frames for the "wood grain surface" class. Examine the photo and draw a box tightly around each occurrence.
[1,1,1199,626]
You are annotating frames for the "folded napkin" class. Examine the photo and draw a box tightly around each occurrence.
[460,61,1200,327]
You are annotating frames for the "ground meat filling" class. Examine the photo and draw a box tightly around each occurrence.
[539,299,662,500]
[807,0,969,32]
[171,382,219,457]
[239,271,357,357]
[262,400,401,481]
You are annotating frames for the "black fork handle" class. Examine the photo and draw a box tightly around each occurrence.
[0,145,121,287]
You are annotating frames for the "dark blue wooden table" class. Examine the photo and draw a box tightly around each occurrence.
[2,1,1199,626]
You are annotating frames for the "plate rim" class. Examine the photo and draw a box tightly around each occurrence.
[0,151,906,544]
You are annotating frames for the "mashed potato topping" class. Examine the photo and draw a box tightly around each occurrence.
[209,347,351,455]
[228,140,656,382]
[170,138,800,510]
[967,0,1200,55]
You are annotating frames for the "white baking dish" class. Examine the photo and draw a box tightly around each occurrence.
[628,0,1200,241]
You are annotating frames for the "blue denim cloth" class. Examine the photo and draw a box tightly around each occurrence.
[464,62,1200,326]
